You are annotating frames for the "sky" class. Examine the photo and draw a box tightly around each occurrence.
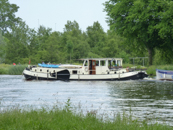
[9,0,109,32]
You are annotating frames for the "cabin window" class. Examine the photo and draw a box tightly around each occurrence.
[96,60,99,66]
[117,60,121,66]
[72,70,77,74]
[84,60,88,66]
[40,69,42,72]
[113,60,116,66]
[35,69,37,72]
[108,60,112,68]
[92,61,95,65]
[100,60,106,66]
[47,70,49,72]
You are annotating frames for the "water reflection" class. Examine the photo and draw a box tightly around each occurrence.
[0,75,173,125]
[107,80,173,125]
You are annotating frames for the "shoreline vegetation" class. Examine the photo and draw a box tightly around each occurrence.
[0,99,172,130]
[0,63,173,76]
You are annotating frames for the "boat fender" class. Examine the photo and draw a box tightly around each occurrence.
[85,67,88,72]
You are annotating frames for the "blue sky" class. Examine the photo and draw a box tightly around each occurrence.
[9,0,109,32]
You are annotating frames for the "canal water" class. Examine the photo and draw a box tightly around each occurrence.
[0,75,173,125]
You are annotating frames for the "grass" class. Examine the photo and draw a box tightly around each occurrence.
[0,63,11,74]
[0,64,27,75]
[0,100,172,130]
[8,65,27,75]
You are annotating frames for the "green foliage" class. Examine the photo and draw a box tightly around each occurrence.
[0,63,11,74]
[0,0,20,35]
[0,104,172,130]
[104,0,173,65]
[0,1,172,66]
[8,65,27,75]
[87,52,102,58]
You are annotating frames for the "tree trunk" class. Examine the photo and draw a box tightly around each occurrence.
[148,48,153,66]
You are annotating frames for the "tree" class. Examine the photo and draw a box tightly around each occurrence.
[66,40,73,63]
[62,20,90,61]
[0,0,21,35]
[86,21,106,57]
[4,21,31,64]
[104,0,172,65]
[0,30,8,63]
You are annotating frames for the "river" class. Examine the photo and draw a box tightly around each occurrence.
[0,75,173,125]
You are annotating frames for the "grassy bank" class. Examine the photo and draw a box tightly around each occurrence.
[8,65,27,75]
[0,64,27,75]
[0,63,11,74]
[0,106,171,130]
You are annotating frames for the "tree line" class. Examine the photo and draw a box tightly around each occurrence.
[0,0,173,66]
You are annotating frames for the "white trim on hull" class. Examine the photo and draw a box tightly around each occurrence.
[23,69,147,81]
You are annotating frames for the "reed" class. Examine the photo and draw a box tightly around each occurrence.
[0,64,11,74]
[8,65,27,75]
[0,100,171,130]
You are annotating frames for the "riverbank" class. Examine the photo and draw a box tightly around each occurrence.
[0,64,27,75]
[0,105,172,130]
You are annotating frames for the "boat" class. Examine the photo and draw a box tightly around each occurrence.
[156,69,173,81]
[23,58,148,81]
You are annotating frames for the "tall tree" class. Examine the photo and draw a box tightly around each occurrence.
[4,21,31,64]
[104,0,172,65]
[62,20,90,61]
[0,0,21,35]
[86,21,106,57]
[0,30,8,63]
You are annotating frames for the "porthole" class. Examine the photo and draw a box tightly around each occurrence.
[40,69,42,72]
[72,70,77,74]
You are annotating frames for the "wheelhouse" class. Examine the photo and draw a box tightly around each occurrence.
[81,58,123,75]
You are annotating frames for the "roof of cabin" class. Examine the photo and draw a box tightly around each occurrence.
[78,58,123,61]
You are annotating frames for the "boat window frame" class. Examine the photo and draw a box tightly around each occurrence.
[96,60,99,66]
[84,60,88,67]
[100,60,106,66]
